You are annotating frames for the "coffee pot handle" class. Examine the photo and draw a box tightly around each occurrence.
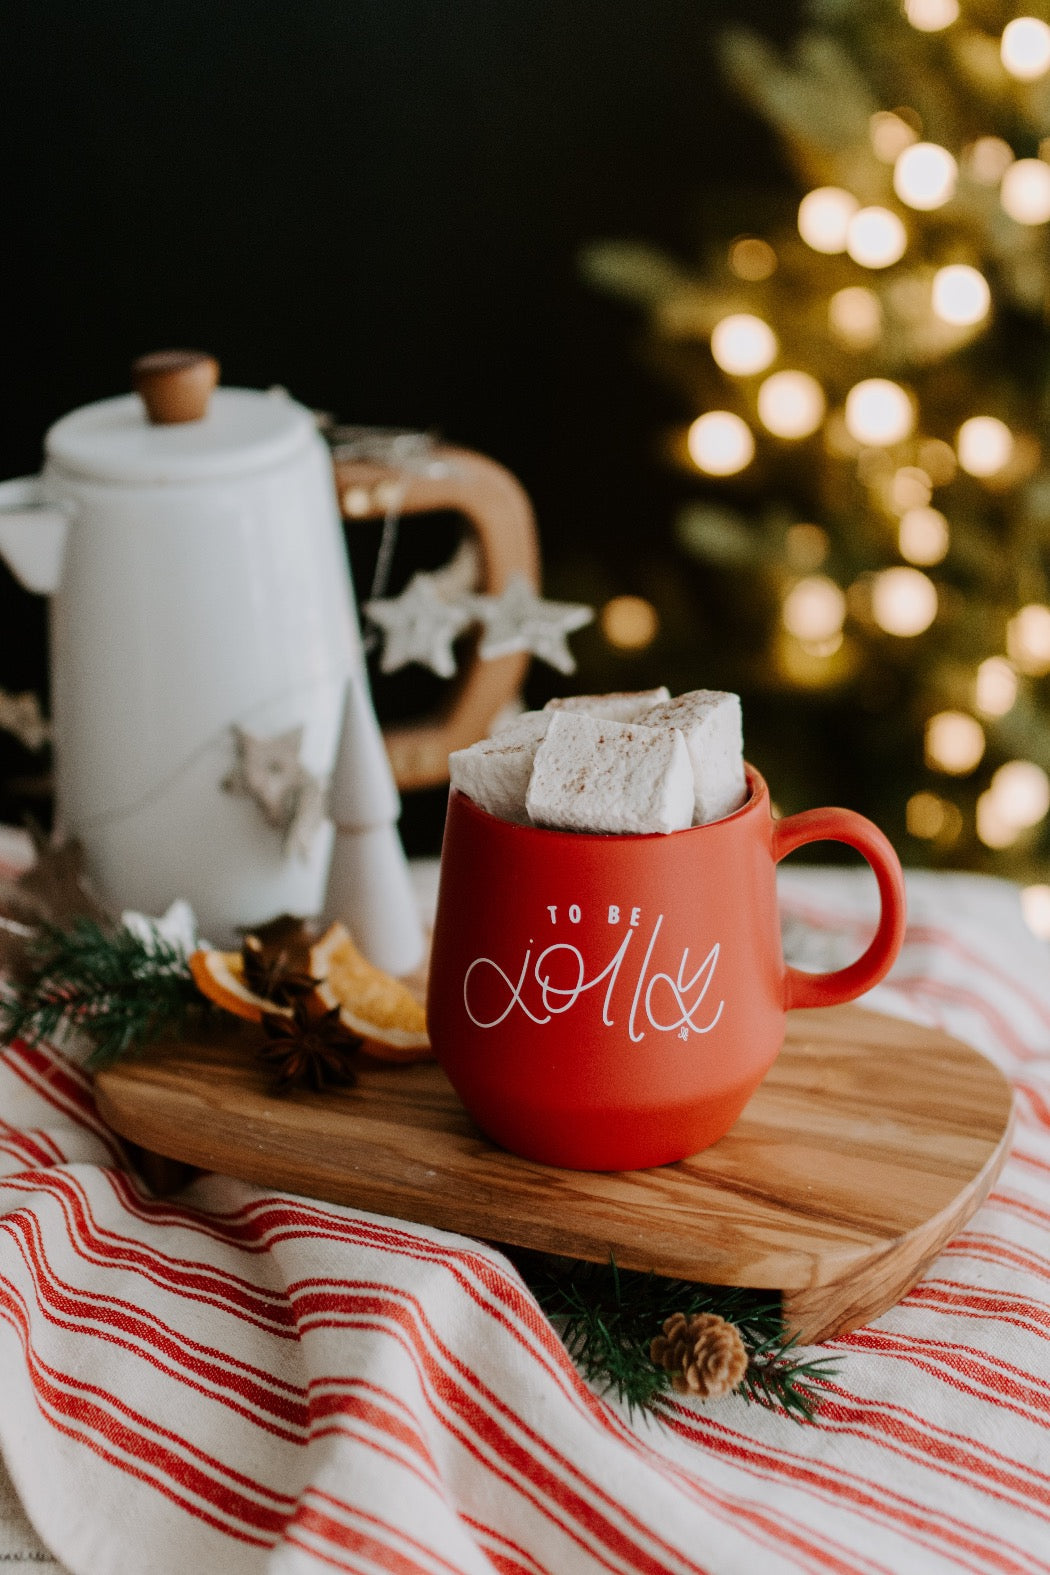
[773,806,907,1010]
[332,444,541,791]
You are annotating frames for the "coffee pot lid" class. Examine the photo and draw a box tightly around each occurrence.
[44,351,317,484]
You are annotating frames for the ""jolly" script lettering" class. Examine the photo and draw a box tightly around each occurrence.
[463,909,724,1042]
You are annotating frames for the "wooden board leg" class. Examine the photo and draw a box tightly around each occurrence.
[781,1260,922,1345]
[126,1142,200,1197]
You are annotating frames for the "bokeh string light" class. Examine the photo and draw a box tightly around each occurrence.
[975,657,1019,718]
[904,0,959,31]
[757,371,826,438]
[728,236,777,280]
[1000,159,1050,226]
[782,576,847,647]
[974,760,1050,849]
[925,711,986,774]
[710,314,778,375]
[965,136,1014,185]
[907,791,963,843]
[871,566,938,635]
[1000,17,1050,81]
[899,506,949,565]
[844,380,915,446]
[687,411,754,476]
[785,523,829,568]
[1021,885,1050,939]
[931,265,990,327]
[893,143,957,210]
[798,188,858,253]
[957,416,1014,477]
[976,790,1020,849]
[870,111,918,163]
[988,760,1050,830]
[600,596,660,651]
[846,206,908,267]
[1007,604,1050,676]
[890,466,932,511]
[829,287,883,348]
[917,439,956,486]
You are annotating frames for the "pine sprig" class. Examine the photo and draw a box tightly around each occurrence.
[0,918,209,1067]
[513,1250,836,1422]
[737,1330,839,1424]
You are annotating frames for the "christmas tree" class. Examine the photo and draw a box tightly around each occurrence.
[582,0,1050,931]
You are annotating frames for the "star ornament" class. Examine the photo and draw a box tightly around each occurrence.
[222,725,327,859]
[470,575,593,674]
[364,572,472,679]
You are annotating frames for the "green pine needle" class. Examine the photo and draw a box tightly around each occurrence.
[738,1330,840,1424]
[513,1249,837,1423]
[0,918,209,1067]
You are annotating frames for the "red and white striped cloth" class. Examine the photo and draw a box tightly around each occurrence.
[2,840,1049,1575]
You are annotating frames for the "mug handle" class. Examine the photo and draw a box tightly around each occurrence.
[772,807,907,1010]
[332,444,541,792]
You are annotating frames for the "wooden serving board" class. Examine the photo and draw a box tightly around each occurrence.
[94,1004,1014,1344]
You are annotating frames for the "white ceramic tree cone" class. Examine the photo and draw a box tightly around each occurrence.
[328,671,401,828]
[321,669,423,972]
[322,824,425,976]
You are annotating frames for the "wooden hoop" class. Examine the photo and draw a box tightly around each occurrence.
[333,445,540,791]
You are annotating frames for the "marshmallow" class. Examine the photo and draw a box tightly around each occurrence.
[525,711,694,835]
[543,688,670,723]
[644,690,747,824]
[491,708,548,735]
[449,711,552,822]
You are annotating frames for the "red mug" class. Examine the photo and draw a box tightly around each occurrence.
[426,767,907,1171]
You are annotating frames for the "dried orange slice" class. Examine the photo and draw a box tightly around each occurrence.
[308,922,431,1062]
[188,948,292,1024]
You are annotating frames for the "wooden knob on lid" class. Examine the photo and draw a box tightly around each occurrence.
[132,350,220,424]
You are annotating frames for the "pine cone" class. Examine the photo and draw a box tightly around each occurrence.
[650,1312,749,1399]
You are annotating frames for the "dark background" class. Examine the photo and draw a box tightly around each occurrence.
[1,0,799,852]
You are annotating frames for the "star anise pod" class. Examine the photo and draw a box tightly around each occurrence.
[258,996,361,1093]
[241,922,318,1006]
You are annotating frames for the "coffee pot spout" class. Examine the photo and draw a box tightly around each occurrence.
[0,479,71,594]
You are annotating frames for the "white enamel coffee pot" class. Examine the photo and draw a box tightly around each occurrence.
[0,352,538,968]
